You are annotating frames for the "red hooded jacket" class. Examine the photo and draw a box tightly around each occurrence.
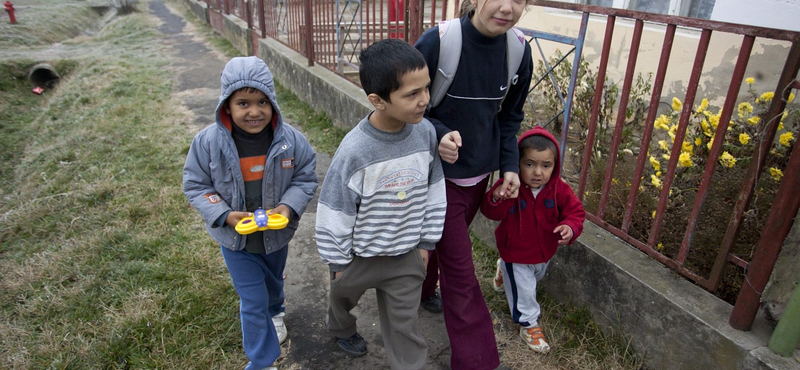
[480,126,585,264]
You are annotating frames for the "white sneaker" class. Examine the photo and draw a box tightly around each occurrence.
[520,326,550,353]
[272,312,287,344]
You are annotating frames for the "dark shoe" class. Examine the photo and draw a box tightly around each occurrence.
[335,332,367,357]
[420,292,442,313]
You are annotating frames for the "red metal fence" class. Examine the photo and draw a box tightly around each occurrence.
[202,0,800,331]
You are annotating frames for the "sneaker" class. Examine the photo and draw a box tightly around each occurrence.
[272,312,287,344]
[520,326,550,353]
[335,332,368,357]
[420,292,442,313]
[492,259,504,292]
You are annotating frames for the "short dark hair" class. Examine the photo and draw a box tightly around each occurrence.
[519,134,557,159]
[359,39,427,102]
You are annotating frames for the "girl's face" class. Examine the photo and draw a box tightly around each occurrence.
[470,0,526,38]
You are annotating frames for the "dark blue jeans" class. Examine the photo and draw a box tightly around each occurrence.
[221,245,288,370]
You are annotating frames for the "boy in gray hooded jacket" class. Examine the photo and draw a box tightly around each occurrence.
[183,56,318,370]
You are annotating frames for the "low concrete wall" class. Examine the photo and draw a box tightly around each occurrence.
[185,0,207,23]
[257,37,371,130]
[221,13,251,56]
[177,1,797,368]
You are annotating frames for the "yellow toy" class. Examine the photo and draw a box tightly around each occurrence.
[235,208,289,234]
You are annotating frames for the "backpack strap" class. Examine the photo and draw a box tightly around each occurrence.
[428,20,526,111]
[428,19,461,109]
[499,27,526,111]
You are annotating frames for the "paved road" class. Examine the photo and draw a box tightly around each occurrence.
[148,2,452,369]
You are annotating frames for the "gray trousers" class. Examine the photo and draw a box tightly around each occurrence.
[327,250,428,370]
[500,259,550,328]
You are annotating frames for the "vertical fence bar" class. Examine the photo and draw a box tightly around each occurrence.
[578,15,615,203]
[597,19,643,219]
[710,41,800,292]
[409,0,421,43]
[675,35,751,263]
[558,12,589,162]
[730,107,800,330]
[649,31,726,250]
[258,0,266,38]
[621,24,677,233]
[304,0,314,65]
[668,29,717,262]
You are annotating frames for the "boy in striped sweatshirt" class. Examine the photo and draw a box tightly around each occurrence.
[315,39,446,370]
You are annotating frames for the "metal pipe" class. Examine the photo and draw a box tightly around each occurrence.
[768,282,800,357]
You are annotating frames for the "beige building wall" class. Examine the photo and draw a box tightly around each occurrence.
[515,6,794,109]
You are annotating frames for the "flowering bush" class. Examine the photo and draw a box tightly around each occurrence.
[646,81,797,194]
[530,64,799,303]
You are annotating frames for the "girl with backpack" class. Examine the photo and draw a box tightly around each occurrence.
[414,0,533,368]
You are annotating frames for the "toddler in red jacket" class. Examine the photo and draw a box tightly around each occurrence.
[480,126,585,353]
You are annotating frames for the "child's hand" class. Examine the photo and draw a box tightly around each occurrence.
[226,211,253,227]
[418,249,429,268]
[491,186,506,202]
[498,172,520,199]
[268,204,292,221]
[439,131,462,164]
[554,225,573,245]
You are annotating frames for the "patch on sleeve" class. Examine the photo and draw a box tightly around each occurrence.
[281,158,295,169]
[203,193,222,204]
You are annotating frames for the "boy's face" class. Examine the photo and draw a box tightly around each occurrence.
[370,66,430,132]
[225,88,273,135]
[471,0,526,38]
[520,147,556,189]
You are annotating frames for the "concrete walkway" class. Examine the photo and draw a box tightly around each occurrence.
[148,2,454,369]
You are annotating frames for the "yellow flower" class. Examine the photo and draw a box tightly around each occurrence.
[657,242,664,251]
[672,97,683,112]
[739,133,751,145]
[709,114,720,129]
[649,156,660,171]
[652,211,656,219]
[789,93,796,103]
[662,154,670,160]
[770,167,784,181]
[697,98,709,113]
[700,120,714,137]
[707,136,715,150]
[656,171,662,177]
[655,115,671,130]
[738,102,753,119]
[779,132,795,147]
[668,125,678,142]
[747,116,760,125]
[778,121,784,130]
[682,141,694,154]
[745,77,755,84]
[695,137,702,146]
[678,152,693,168]
[760,92,774,102]
[658,140,669,151]
[719,151,736,168]
[651,174,662,189]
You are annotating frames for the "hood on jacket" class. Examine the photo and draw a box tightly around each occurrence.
[216,56,282,132]
[517,126,562,185]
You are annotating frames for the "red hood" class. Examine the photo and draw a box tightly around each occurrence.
[518,126,562,183]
